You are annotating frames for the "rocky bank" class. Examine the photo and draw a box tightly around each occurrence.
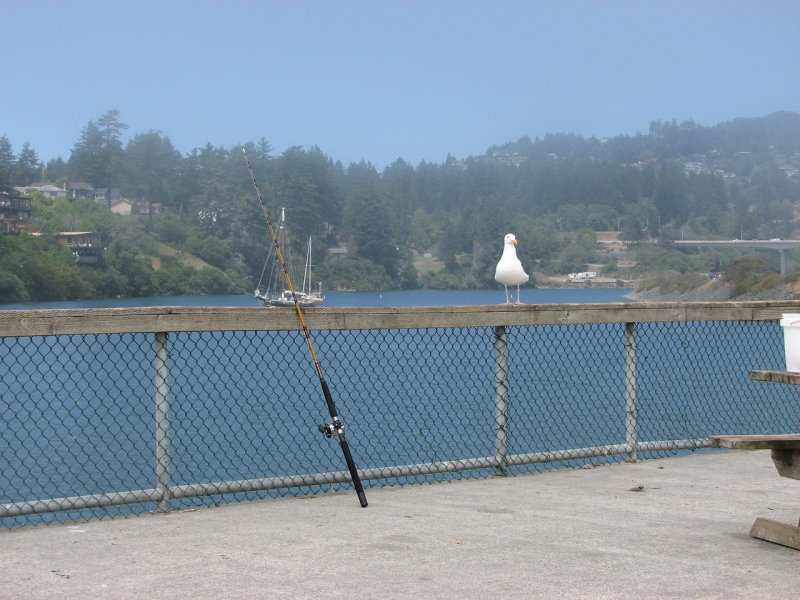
[625,281,800,303]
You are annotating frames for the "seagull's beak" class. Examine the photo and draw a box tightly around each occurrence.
[513,239,517,244]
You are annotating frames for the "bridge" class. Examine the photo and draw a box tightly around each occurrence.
[675,239,800,275]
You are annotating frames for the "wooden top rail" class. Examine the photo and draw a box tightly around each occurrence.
[1,300,800,337]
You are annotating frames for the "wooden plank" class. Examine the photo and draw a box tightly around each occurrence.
[2,299,800,337]
[708,434,800,450]
[749,517,800,551]
[750,370,800,386]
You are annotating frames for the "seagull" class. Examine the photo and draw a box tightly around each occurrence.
[495,233,529,304]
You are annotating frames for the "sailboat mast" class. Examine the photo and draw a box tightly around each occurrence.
[279,207,286,295]
[303,237,312,295]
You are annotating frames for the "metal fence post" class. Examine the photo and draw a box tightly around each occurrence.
[624,322,638,462]
[155,331,171,511]
[494,325,508,476]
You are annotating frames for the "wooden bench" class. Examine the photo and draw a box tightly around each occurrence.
[708,434,800,550]
[708,434,800,478]
[708,369,800,549]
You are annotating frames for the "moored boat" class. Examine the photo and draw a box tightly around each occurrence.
[254,208,324,307]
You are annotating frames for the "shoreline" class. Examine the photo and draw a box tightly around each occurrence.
[623,282,800,303]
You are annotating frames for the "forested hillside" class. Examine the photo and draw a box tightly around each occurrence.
[1,111,799,303]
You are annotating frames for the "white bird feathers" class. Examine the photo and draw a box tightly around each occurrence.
[494,233,529,304]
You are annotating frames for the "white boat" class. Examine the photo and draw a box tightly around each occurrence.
[254,208,325,307]
[567,271,597,281]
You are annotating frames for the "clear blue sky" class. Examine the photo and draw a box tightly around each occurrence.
[2,0,798,170]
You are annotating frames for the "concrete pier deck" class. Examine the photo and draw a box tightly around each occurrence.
[2,450,799,599]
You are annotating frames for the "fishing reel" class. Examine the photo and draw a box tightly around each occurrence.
[318,418,344,438]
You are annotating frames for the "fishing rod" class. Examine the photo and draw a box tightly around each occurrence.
[242,148,368,508]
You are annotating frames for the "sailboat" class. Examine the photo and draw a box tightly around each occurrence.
[254,208,325,307]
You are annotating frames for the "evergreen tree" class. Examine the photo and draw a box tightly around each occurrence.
[70,110,128,189]
[0,135,14,192]
[44,157,68,182]
[70,120,105,187]
[16,142,40,186]
[123,131,181,222]
[381,157,418,249]
[345,162,398,280]
[96,109,128,187]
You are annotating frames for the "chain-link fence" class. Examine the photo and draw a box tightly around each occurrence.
[2,302,799,527]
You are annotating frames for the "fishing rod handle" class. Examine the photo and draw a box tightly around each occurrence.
[322,379,368,507]
[338,435,368,508]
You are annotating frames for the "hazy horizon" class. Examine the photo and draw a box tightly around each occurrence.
[2,0,798,169]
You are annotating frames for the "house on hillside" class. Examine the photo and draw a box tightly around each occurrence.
[109,198,162,216]
[93,187,121,206]
[0,192,33,234]
[328,246,349,259]
[13,183,68,199]
[55,231,102,264]
[133,201,162,216]
[110,198,134,215]
[69,182,94,200]
[490,151,528,166]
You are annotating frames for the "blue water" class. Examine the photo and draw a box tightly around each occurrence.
[0,286,633,310]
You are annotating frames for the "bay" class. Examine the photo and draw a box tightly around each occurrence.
[0,286,634,310]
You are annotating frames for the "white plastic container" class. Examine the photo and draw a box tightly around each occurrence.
[780,313,800,372]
